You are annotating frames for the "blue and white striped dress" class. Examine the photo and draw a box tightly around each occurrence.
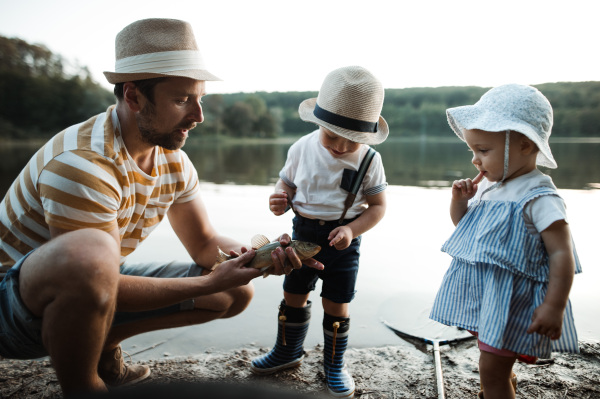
[430,185,582,358]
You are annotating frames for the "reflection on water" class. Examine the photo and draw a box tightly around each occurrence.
[1,138,600,195]
[184,137,600,190]
[374,138,600,190]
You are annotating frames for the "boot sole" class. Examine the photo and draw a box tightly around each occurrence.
[327,387,355,398]
[250,356,304,375]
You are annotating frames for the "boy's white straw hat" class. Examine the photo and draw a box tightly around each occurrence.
[446,84,557,169]
[299,66,389,145]
[104,18,221,84]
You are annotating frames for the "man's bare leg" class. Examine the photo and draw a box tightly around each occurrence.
[18,229,121,395]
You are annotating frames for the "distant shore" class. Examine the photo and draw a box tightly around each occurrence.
[4,135,600,148]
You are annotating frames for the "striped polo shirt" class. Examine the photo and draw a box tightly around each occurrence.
[0,106,199,277]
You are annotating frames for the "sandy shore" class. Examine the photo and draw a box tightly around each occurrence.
[1,340,599,398]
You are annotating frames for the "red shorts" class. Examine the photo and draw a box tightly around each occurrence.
[469,331,537,364]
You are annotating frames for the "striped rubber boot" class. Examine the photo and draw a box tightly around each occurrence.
[250,300,311,374]
[323,313,354,398]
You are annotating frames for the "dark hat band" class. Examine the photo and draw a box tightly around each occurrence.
[314,103,378,133]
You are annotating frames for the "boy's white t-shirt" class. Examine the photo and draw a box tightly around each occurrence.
[279,130,387,220]
[471,169,568,238]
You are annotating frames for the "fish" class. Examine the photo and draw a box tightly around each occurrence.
[213,234,321,277]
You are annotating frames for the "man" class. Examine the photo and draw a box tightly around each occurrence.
[0,18,323,396]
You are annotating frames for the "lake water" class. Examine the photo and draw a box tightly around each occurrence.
[0,138,598,360]
[2,137,600,190]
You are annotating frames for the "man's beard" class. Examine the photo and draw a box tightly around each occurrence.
[136,102,194,151]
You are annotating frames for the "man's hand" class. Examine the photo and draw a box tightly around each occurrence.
[269,233,324,275]
[207,249,262,292]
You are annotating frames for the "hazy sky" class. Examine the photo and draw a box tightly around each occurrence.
[1,0,599,94]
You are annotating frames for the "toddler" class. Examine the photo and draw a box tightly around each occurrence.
[251,66,389,398]
[430,84,581,399]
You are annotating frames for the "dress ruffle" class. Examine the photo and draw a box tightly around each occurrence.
[430,259,579,358]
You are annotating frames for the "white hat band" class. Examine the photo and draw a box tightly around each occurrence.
[115,50,207,74]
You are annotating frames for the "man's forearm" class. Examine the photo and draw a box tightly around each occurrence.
[115,249,259,312]
[189,234,246,269]
[115,274,214,312]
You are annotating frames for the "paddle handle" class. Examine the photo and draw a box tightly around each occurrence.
[433,341,445,399]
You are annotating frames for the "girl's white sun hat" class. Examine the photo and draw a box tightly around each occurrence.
[446,84,557,169]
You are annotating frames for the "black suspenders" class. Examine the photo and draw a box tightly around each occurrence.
[338,147,376,224]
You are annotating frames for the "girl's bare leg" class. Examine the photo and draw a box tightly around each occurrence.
[479,350,517,399]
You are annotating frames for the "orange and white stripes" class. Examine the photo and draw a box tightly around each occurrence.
[0,106,199,276]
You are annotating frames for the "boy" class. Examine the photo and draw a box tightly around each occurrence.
[251,66,389,398]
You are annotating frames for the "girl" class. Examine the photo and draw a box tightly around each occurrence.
[430,84,582,399]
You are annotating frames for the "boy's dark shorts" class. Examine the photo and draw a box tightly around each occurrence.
[0,252,204,360]
[283,215,361,303]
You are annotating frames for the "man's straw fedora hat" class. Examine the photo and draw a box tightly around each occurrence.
[298,66,388,145]
[104,18,221,84]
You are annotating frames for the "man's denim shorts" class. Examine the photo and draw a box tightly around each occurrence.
[0,251,204,360]
[283,215,361,304]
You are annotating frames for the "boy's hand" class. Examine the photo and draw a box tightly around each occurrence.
[269,233,324,274]
[451,171,484,202]
[328,226,352,250]
[526,302,565,340]
[269,191,288,216]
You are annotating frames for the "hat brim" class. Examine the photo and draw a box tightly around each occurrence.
[103,69,222,84]
[298,98,389,145]
[447,105,557,169]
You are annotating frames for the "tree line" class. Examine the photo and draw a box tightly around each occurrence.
[0,36,114,139]
[1,35,599,140]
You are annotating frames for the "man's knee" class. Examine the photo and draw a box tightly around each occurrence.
[55,229,120,270]
[20,229,121,316]
[222,282,255,318]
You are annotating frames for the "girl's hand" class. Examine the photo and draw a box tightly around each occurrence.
[328,226,352,250]
[527,302,565,340]
[269,191,288,216]
[451,171,484,202]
